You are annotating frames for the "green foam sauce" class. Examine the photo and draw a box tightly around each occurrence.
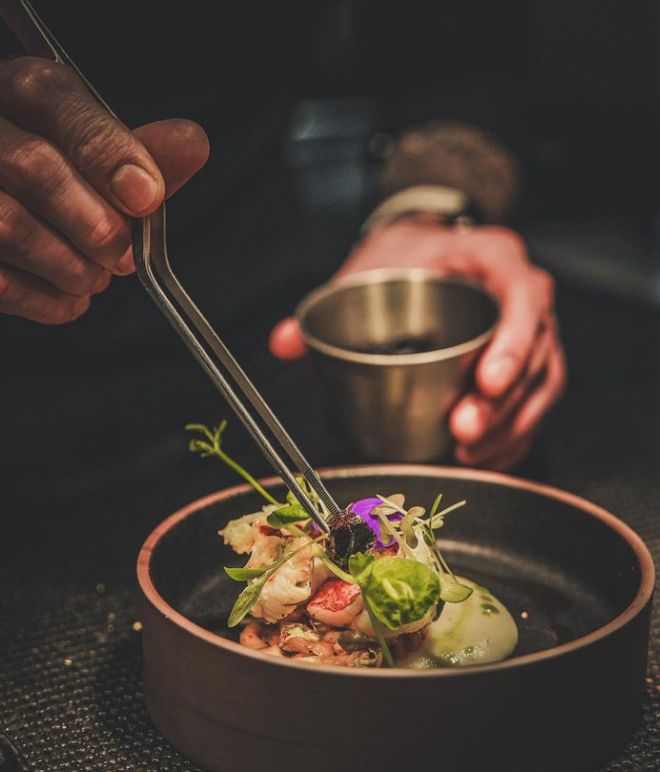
[396,577,518,669]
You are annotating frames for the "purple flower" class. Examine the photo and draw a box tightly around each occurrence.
[350,497,404,548]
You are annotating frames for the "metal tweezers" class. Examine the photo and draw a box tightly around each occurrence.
[0,0,339,531]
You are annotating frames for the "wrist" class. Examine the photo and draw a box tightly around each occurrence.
[375,121,521,223]
[360,184,477,237]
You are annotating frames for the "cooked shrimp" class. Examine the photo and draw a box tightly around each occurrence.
[307,578,364,628]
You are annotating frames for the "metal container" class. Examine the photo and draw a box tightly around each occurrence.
[138,466,654,772]
[296,270,498,461]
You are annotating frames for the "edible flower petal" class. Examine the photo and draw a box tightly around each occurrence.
[350,497,404,547]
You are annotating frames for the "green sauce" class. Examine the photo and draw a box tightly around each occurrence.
[396,577,518,669]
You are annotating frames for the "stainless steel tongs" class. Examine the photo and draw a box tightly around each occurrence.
[0,0,339,531]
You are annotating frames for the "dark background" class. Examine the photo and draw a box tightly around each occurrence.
[1,2,660,770]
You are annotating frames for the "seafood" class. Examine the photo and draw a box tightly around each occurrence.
[218,490,518,669]
[187,423,519,670]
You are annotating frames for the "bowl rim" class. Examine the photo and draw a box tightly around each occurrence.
[137,465,655,679]
[295,269,499,366]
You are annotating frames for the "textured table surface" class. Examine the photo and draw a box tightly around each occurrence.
[1,280,660,772]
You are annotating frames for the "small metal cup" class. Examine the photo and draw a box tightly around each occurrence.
[296,269,498,461]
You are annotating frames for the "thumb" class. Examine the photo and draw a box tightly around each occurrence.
[133,119,210,199]
[269,317,309,360]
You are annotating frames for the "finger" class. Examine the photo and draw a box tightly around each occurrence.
[0,58,165,215]
[0,114,132,274]
[451,322,553,444]
[0,262,90,324]
[450,375,531,446]
[476,268,554,399]
[133,119,210,197]
[454,426,534,471]
[269,317,309,360]
[114,120,210,275]
[0,190,110,296]
[454,346,564,468]
[510,341,567,438]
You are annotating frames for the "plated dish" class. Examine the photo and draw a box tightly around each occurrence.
[138,463,654,772]
[197,420,519,670]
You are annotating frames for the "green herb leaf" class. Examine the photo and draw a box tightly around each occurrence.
[348,552,376,584]
[228,571,275,628]
[266,504,311,528]
[349,553,440,632]
[429,493,443,519]
[366,557,440,631]
[224,566,267,581]
[439,579,473,603]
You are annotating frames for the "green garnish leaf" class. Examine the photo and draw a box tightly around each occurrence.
[429,493,443,519]
[439,579,473,603]
[228,571,275,628]
[267,504,311,528]
[224,566,267,581]
[348,552,376,583]
[349,553,440,632]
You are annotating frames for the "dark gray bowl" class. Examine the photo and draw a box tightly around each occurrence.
[138,466,654,772]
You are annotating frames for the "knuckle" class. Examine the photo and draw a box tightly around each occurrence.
[68,114,134,172]
[481,225,528,257]
[4,135,69,194]
[0,197,30,250]
[8,58,77,101]
[83,215,128,259]
[533,267,556,304]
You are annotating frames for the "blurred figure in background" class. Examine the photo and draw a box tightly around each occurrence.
[0,0,655,506]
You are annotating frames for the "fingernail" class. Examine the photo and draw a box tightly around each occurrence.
[482,354,518,394]
[109,164,159,213]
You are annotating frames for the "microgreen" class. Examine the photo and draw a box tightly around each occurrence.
[186,421,281,506]
[266,504,311,528]
[224,566,267,581]
[438,580,473,603]
[430,499,467,529]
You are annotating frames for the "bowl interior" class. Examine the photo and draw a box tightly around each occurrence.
[299,277,498,356]
[148,470,643,661]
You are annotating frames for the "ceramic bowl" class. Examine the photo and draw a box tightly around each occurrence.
[138,466,654,772]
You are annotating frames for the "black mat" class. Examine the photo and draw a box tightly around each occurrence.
[1,281,660,772]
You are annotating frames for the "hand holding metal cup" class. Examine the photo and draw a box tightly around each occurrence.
[295,269,498,461]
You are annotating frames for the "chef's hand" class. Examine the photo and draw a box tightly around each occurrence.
[270,218,566,471]
[0,57,209,323]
